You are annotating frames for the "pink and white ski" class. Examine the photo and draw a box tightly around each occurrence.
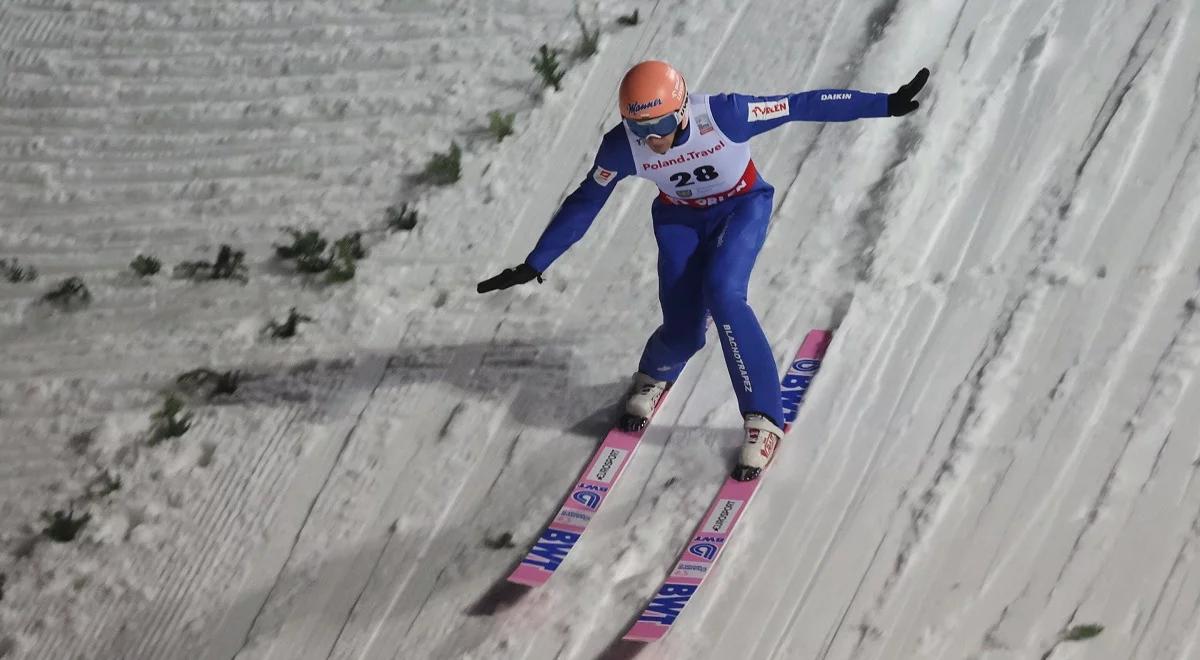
[623,329,832,642]
[508,392,672,587]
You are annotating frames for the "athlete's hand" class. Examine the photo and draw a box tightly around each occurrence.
[887,68,930,116]
[477,263,543,293]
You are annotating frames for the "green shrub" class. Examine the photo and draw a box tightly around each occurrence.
[176,368,243,400]
[574,9,600,58]
[149,394,193,444]
[174,245,247,283]
[419,142,462,185]
[531,45,565,91]
[1061,624,1104,642]
[487,111,516,142]
[130,255,161,277]
[41,277,91,311]
[265,307,313,339]
[84,471,121,499]
[41,509,91,543]
[1,258,38,282]
[386,204,419,232]
[275,229,366,283]
[274,229,328,271]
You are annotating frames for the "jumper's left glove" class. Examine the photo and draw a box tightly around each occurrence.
[887,68,930,117]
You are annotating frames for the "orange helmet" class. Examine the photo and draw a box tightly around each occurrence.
[618,60,687,120]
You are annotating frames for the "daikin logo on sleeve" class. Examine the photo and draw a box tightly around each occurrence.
[747,98,789,122]
[592,166,616,186]
[821,93,852,101]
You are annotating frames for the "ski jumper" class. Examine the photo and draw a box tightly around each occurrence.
[527,89,889,427]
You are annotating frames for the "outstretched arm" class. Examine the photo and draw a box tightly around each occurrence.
[524,127,634,273]
[710,68,931,142]
[478,124,635,293]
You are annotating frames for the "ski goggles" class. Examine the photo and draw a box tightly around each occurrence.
[625,107,685,139]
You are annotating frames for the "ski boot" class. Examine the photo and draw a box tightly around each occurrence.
[619,372,671,432]
[732,413,785,481]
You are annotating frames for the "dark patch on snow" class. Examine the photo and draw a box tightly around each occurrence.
[438,402,466,442]
[1021,32,1047,68]
[845,121,924,284]
[865,0,902,43]
[1075,5,1166,180]
[482,532,516,550]
[466,580,531,616]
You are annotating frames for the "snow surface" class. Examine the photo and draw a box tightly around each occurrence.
[2,0,1200,658]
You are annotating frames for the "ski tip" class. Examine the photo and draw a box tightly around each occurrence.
[802,328,834,356]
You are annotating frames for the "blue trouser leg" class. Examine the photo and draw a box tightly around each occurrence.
[636,207,708,382]
[637,186,784,427]
[702,189,783,427]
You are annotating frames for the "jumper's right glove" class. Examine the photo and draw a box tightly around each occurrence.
[476,263,542,293]
[887,68,930,116]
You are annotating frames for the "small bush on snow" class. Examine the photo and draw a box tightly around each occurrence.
[419,142,462,186]
[531,45,565,91]
[173,245,248,283]
[274,228,328,272]
[129,254,162,277]
[68,428,97,456]
[482,532,516,549]
[274,229,366,284]
[1061,624,1104,642]
[574,8,600,58]
[40,276,91,311]
[83,470,122,500]
[617,9,639,25]
[0,257,38,282]
[149,394,193,444]
[41,508,91,543]
[325,234,364,283]
[265,307,313,339]
[386,203,419,232]
[176,368,243,400]
[487,111,515,142]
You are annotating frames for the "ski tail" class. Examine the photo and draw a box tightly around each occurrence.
[622,329,831,642]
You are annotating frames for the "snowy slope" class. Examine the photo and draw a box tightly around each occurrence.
[2,0,1199,659]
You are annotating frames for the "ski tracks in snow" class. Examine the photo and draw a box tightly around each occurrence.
[4,0,1200,659]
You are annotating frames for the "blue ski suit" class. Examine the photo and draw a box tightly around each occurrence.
[527,89,890,427]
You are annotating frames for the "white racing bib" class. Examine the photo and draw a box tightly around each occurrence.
[623,94,755,206]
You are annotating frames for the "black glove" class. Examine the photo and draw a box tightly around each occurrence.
[887,68,930,116]
[477,263,542,293]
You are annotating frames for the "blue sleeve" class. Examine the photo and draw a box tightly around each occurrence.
[525,124,636,273]
[709,90,891,142]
